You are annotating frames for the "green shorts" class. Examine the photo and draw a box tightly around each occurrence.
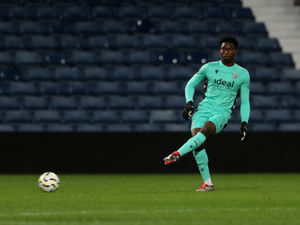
[191,108,231,134]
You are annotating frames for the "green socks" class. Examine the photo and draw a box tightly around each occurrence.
[178,132,206,156]
[193,149,211,181]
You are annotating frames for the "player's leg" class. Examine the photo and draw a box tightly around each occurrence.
[163,111,215,164]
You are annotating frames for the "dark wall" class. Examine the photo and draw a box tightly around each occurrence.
[0,132,299,173]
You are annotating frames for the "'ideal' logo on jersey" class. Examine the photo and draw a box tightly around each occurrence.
[214,78,234,88]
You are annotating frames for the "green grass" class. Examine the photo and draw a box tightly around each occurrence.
[0,174,300,225]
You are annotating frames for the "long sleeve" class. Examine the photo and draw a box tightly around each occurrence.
[185,64,208,103]
[240,72,250,123]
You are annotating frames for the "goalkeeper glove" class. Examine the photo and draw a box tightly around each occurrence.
[182,101,195,120]
[240,122,248,141]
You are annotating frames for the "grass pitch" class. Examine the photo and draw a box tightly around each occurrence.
[0,174,299,225]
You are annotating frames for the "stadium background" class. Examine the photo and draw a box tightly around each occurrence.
[0,0,299,173]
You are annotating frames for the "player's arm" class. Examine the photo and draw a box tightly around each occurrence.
[182,64,208,119]
[240,72,250,141]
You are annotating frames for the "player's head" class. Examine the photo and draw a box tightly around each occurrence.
[219,36,238,66]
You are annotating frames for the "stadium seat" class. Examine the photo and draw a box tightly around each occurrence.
[18,21,48,34]
[33,7,61,19]
[90,81,123,95]
[241,22,268,36]
[63,81,90,95]
[108,96,135,109]
[17,124,45,132]
[0,124,16,132]
[89,7,116,20]
[250,82,266,94]
[4,110,32,123]
[253,68,281,81]
[163,123,190,132]
[187,21,215,35]
[147,7,172,20]
[57,36,82,49]
[79,96,106,110]
[151,81,181,95]
[121,110,148,123]
[252,95,280,109]
[3,36,26,49]
[256,38,281,52]
[54,67,81,81]
[165,66,194,80]
[22,96,49,109]
[85,36,111,49]
[251,123,276,131]
[51,96,78,109]
[110,66,137,81]
[0,22,17,35]
[75,124,104,132]
[101,21,131,34]
[21,68,53,81]
[30,35,59,49]
[96,51,127,65]
[117,6,146,21]
[45,124,74,132]
[279,123,300,131]
[7,82,37,95]
[156,21,187,34]
[204,7,229,21]
[269,53,294,67]
[62,110,90,123]
[265,110,292,122]
[137,95,164,109]
[113,35,141,49]
[0,52,14,64]
[69,51,96,65]
[171,35,197,49]
[282,69,300,81]
[142,35,170,50]
[139,66,165,80]
[171,7,200,20]
[126,82,150,94]
[230,7,254,21]
[91,110,119,123]
[281,96,300,109]
[164,95,185,109]
[83,67,108,80]
[34,110,62,123]
[37,82,64,95]
[131,123,162,132]
[60,6,88,21]
[128,51,153,65]
[0,96,20,110]
[149,110,178,123]
[267,82,294,95]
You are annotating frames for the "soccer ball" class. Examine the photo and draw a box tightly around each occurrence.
[38,172,60,192]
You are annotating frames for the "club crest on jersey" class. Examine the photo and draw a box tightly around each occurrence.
[232,73,238,78]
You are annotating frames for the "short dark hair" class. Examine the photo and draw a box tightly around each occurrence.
[219,36,238,49]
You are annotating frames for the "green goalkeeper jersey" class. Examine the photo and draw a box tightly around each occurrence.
[185,60,250,123]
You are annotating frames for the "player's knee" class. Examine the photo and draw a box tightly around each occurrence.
[201,121,216,137]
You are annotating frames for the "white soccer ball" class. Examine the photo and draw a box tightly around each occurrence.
[38,172,60,192]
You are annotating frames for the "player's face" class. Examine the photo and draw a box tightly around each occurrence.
[220,42,237,65]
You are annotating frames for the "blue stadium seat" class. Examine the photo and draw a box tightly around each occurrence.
[114,35,141,49]
[111,66,137,81]
[0,68,21,81]
[51,96,78,109]
[204,7,229,21]
[91,110,119,123]
[187,21,215,35]
[250,82,266,94]
[63,81,90,95]
[265,109,292,122]
[147,7,172,20]
[163,123,190,132]
[62,110,90,123]
[253,68,281,81]
[171,7,200,20]
[231,7,254,21]
[4,110,32,123]
[149,110,178,123]
[44,52,70,65]
[128,51,153,65]
[0,22,17,35]
[54,67,81,81]
[0,52,14,64]
[0,97,20,110]
[21,68,53,81]
[201,36,219,49]
[126,82,150,94]
[282,69,300,80]
[164,95,185,109]
[251,123,276,131]
[239,52,268,67]
[18,22,48,34]
[57,36,82,49]
[0,124,16,132]
[75,124,104,132]
[96,51,127,65]
[34,110,62,123]
[267,81,293,94]
[137,95,164,109]
[241,22,268,36]
[152,81,181,95]
[104,124,133,132]
[17,124,44,132]
[74,22,102,34]
[37,82,64,95]
[61,6,88,21]
[3,36,26,49]
[117,6,146,21]
[48,22,75,34]
[249,109,264,122]
[22,96,48,109]
[90,7,116,20]
[165,66,194,80]
[79,96,106,110]
[82,67,107,80]
[281,96,300,109]
[256,38,281,52]
[252,95,279,109]
[45,124,74,132]
[295,81,300,95]
[7,82,37,95]
[279,123,300,131]
[171,35,196,49]
[142,35,170,49]
[156,21,187,34]
[102,21,131,34]
[15,51,43,65]
[269,53,294,67]
[139,66,164,80]
[156,52,181,65]
[108,96,135,109]
[131,123,162,132]
[70,51,95,65]
[121,110,148,123]
[215,22,239,35]
[30,35,59,49]
[33,7,61,19]
[90,81,123,95]
[86,36,110,49]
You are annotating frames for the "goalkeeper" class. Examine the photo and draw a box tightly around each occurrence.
[163,36,250,192]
